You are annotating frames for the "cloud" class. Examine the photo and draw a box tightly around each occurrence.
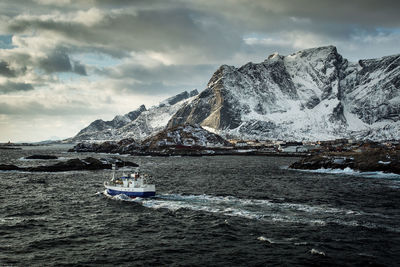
[35,48,88,75]
[0,81,33,93]
[0,60,16,77]
[38,49,72,73]
[5,5,243,62]
[97,62,216,91]
[72,60,87,75]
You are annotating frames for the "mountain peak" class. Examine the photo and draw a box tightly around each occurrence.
[159,90,199,107]
[293,45,339,60]
[267,52,283,61]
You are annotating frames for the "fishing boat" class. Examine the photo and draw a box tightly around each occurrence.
[104,165,156,198]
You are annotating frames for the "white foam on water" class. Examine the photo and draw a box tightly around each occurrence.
[294,242,308,246]
[295,167,400,179]
[257,236,299,245]
[310,248,326,256]
[102,192,398,232]
[102,190,144,203]
[138,194,361,226]
[257,236,277,244]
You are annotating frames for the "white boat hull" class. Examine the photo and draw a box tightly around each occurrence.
[104,183,156,198]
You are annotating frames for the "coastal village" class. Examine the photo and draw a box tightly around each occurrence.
[226,138,400,155]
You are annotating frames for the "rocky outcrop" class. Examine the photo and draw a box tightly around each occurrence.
[69,138,142,154]
[289,149,400,174]
[25,155,58,160]
[70,124,232,156]
[0,157,138,172]
[142,124,230,150]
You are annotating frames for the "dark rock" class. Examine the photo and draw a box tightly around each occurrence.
[305,96,320,109]
[69,138,141,154]
[126,104,146,120]
[142,124,230,150]
[0,157,137,172]
[25,155,58,160]
[68,142,119,153]
[290,149,400,174]
[0,164,21,171]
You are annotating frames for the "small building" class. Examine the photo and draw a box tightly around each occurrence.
[235,140,248,147]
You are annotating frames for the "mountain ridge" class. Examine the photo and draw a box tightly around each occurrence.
[69,89,199,142]
[70,46,400,142]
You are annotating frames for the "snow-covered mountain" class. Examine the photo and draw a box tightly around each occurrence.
[70,90,198,142]
[168,46,400,141]
[71,46,399,143]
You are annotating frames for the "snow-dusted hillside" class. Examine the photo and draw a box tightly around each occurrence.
[142,124,230,149]
[69,104,147,142]
[112,93,198,141]
[168,46,400,141]
[70,90,198,142]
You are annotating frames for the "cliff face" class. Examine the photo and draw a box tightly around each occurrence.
[168,46,400,141]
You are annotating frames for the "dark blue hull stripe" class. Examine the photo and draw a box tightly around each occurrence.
[106,189,155,198]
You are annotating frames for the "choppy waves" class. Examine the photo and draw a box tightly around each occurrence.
[103,191,399,232]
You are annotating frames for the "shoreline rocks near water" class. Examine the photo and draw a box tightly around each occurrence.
[289,149,400,175]
[68,140,307,157]
[25,155,58,160]
[0,157,138,172]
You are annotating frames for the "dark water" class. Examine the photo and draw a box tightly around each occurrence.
[1,145,399,266]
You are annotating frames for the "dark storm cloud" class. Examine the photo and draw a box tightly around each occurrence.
[36,49,87,75]
[0,81,33,93]
[26,0,399,28]
[3,0,397,65]
[271,0,400,27]
[188,0,400,29]
[6,5,242,60]
[99,64,217,86]
[38,49,72,73]
[108,78,198,96]
[0,99,102,116]
[0,61,16,77]
[72,61,87,76]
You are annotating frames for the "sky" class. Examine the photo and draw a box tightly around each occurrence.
[0,0,399,142]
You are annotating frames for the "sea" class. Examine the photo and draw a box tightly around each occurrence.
[1,145,399,266]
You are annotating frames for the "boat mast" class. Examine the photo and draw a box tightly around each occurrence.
[111,164,115,181]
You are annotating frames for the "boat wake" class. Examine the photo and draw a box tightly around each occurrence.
[101,190,398,232]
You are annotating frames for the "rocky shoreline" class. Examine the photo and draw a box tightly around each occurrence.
[289,149,400,175]
[68,141,307,157]
[0,157,138,172]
